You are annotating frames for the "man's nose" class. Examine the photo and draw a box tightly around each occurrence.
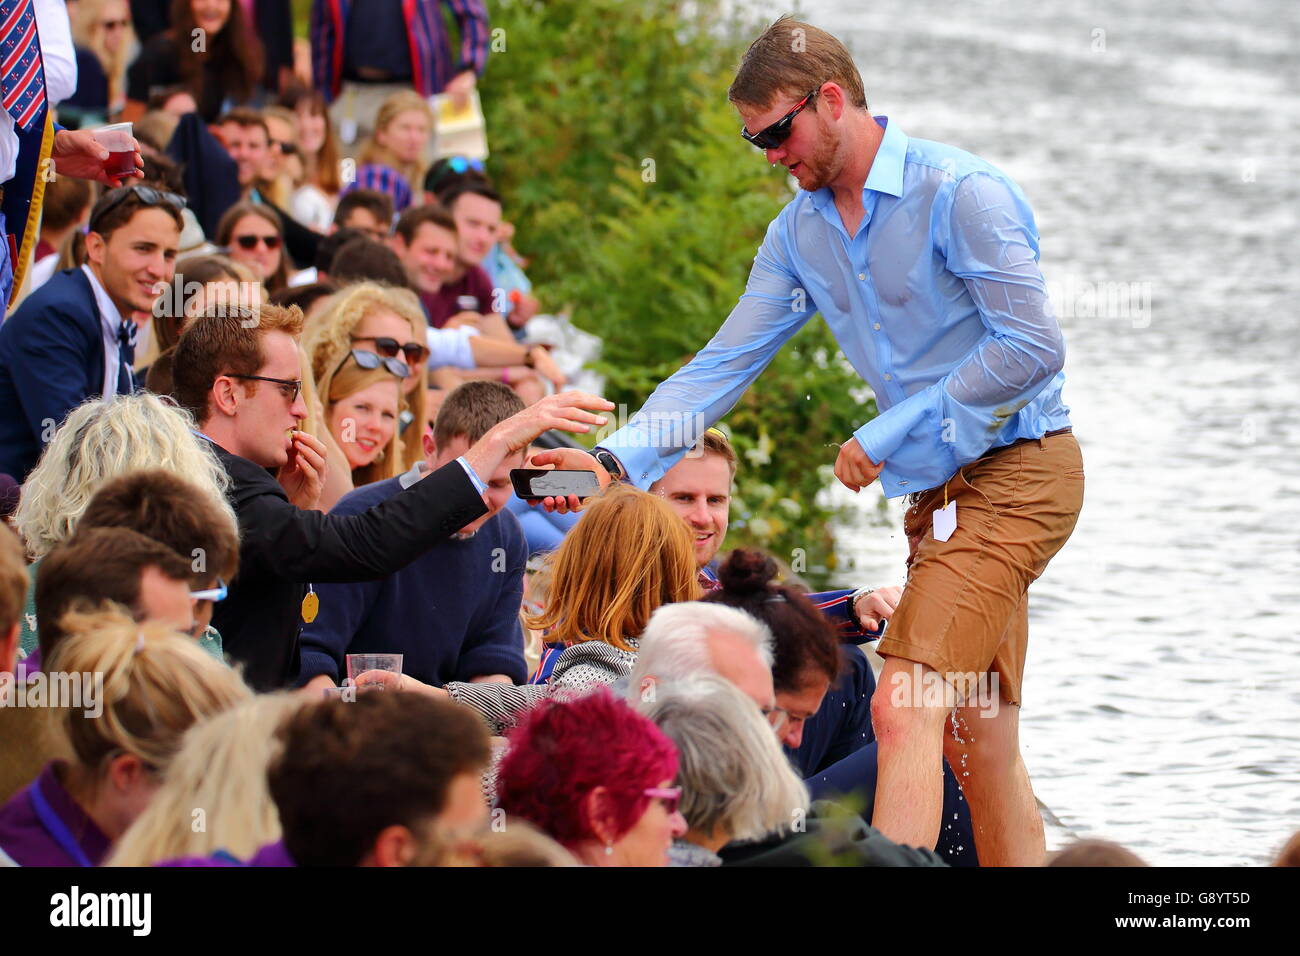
[782,721,803,750]
[687,502,711,526]
[765,146,786,165]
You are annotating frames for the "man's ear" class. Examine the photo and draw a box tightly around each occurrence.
[820,81,847,121]
[421,430,436,459]
[84,230,107,269]
[367,824,416,867]
[210,377,241,418]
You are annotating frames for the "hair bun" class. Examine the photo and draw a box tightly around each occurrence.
[717,548,778,596]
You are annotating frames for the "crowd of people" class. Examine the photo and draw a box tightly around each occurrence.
[0,4,1293,870]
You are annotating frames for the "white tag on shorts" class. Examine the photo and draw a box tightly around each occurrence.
[932,501,957,542]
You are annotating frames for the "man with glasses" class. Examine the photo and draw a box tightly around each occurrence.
[0,185,183,481]
[548,18,1083,867]
[170,302,613,690]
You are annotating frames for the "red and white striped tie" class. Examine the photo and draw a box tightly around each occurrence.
[0,0,47,133]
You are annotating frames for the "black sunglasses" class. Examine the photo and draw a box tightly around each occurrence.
[226,374,302,403]
[234,234,282,250]
[89,186,187,233]
[740,89,819,150]
[335,348,409,379]
[351,335,430,367]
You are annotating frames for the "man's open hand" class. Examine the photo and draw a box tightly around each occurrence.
[834,436,884,492]
[463,390,613,482]
[52,129,143,187]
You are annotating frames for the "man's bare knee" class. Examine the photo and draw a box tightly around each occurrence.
[871,660,953,744]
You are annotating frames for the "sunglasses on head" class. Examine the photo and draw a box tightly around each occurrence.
[88,185,187,234]
[336,348,409,379]
[234,234,282,250]
[427,155,487,191]
[740,88,819,150]
[351,335,430,367]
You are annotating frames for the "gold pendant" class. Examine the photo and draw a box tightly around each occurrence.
[301,588,319,623]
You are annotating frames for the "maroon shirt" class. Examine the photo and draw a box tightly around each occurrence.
[0,762,111,866]
[421,265,496,329]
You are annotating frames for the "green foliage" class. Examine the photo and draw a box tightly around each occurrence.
[480,0,875,585]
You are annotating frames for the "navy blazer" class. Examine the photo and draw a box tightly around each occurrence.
[0,268,114,482]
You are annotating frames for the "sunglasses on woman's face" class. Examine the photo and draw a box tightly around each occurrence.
[740,89,819,150]
[351,336,430,367]
[336,348,409,379]
[234,234,282,250]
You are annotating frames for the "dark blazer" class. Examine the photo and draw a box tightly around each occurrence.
[208,442,488,690]
[0,268,114,482]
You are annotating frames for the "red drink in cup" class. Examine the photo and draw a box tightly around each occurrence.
[92,123,137,180]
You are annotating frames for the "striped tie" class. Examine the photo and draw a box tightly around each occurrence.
[0,0,47,133]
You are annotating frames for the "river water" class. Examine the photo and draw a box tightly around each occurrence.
[796,0,1299,864]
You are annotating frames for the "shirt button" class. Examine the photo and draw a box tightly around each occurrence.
[873,323,881,331]
[884,373,893,381]
[857,273,866,280]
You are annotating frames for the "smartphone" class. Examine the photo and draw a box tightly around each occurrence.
[510,469,602,500]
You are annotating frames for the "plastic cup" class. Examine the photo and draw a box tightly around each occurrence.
[92,122,137,179]
[346,653,404,690]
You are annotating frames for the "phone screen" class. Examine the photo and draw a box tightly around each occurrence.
[510,469,602,500]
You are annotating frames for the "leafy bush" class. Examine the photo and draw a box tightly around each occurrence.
[478,0,876,585]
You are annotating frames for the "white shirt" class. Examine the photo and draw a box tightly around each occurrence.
[426,323,480,370]
[80,263,128,398]
[0,0,78,184]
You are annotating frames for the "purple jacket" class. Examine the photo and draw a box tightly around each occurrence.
[0,762,111,866]
[311,0,490,101]
[157,841,297,867]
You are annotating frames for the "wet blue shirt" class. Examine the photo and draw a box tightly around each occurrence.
[599,116,1070,497]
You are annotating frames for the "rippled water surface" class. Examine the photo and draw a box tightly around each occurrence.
[797,0,1300,864]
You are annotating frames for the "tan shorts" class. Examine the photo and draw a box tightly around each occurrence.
[876,431,1085,707]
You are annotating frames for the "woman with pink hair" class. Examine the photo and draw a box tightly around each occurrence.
[495,688,686,867]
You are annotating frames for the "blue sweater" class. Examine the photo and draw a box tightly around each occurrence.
[296,473,529,686]
[788,644,876,777]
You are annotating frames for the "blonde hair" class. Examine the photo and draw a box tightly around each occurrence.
[641,675,808,843]
[70,0,134,106]
[106,692,302,867]
[304,282,430,472]
[358,90,433,193]
[49,607,250,781]
[261,106,301,206]
[527,484,700,651]
[13,394,235,560]
[325,358,404,486]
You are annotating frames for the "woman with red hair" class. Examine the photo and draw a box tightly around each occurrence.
[495,688,686,867]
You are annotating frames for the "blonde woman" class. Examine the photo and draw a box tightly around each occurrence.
[640,675,809,866]
[346,91,434,214]
[387,484,701,734]
[12,394,235,656]
[68,0,135,119]
[303,282,431,509]
[0,609,250,866]
[323,351,405,489]
[106,692,303,867]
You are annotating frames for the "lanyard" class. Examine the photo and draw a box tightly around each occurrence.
[28,776,95,868]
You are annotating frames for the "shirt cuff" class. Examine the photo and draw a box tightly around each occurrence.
[456,456,487,494]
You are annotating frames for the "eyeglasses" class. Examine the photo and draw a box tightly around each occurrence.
[88,186,187,234]
[762,703,790,734]
[190,579,228,602]
[335,348,409,379]
[233,234,282,251]
[740,89,819,150]
[225,373,302,403]
[351,335,430,367]
[643,787,682,815]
